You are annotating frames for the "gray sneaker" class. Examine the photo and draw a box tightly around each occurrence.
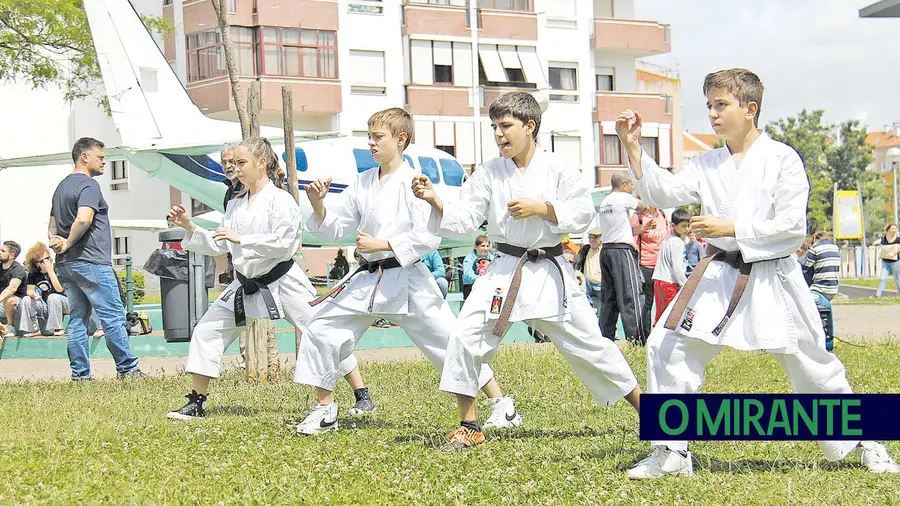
[347,387,377,416]
[118,369,149,380]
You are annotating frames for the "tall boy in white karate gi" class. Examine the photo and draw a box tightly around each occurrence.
[619,68,899,478]
[293,108,517,435]
[413,92,641,450]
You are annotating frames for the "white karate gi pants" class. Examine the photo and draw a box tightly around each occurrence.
[439,289,639,406]
[646,325,860,461]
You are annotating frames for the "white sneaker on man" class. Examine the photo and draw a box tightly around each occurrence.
[855,441,900,474]
[295,403,339,435]
[627,445,694,479]
[483,397,523,429]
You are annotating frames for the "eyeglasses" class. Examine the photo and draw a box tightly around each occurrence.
[588,234,601,239]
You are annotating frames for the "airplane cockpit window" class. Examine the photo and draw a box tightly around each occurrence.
[353,148,379,173]
[403,155,414,169]
[281,148,309,172]
[418,157,441,184]
[439,159,464,187]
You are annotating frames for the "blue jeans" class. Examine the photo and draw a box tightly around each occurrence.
[877,259,900,297]
[57,261,139,379]
[811,290,834,351]
[584,280,602,308]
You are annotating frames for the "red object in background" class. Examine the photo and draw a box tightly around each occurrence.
[653,280,680,324]
[161,241,183,251]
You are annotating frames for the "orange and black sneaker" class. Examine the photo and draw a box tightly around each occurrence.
[441,425,486,452]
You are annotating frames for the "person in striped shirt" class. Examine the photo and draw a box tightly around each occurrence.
[803,231,840,300]
[802,231,840,351]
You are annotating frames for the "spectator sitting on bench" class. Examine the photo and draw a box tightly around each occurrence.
[18,242,101,337]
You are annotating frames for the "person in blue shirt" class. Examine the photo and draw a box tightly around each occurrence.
[421,250,448,298]
[462,234,494,300]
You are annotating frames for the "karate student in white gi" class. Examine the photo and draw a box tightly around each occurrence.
[619,68,899,478]
[293,108,517,435]
[413,92,641,450]
[165,137,366,421]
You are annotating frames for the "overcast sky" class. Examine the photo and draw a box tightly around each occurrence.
[634,0,900,134]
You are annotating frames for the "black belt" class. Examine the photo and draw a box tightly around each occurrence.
[310,256,407,313]
[234,259,294,327]
[492,243,566,338]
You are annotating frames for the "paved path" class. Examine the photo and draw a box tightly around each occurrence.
[839,284,896,299]
[1,305,896,382]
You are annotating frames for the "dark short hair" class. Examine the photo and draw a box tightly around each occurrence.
[671,208,690,225]
[610,171,632,189]
[72,137,105,163]
[488,92,542,138]
[2,240,21,258]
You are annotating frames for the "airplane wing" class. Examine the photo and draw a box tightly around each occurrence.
[0,147,129,169]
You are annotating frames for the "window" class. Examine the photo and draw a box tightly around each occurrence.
[349,50,385,94]
[353,149,379,173]
[426,0,467,5]
[505,68,526,83]
[419,157,441,184]
[477,0,532,12]
[641,137,660,164]
[186,27,255,82]
[477,44,541,89]
[228,0,236,13]
[665,95,673,115]
[596,67,615,92]
[349,0,384,14]
[602,134,622,165]
[192,198,214,216]
[113,236,130,266]
[163,0,172,5]
[549,65,577,102]
[259,27,337,78]
[439,159,465,187]
[434,65,453,84]
[111,161,128,181]
[436,145,456,157]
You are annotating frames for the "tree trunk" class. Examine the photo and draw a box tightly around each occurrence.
[248,81,261,138]
[210,0,249,138]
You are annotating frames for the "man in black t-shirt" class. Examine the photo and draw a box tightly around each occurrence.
[49,137,143,380]
[0,241,27,336]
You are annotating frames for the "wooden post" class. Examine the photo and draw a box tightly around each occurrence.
[242,78,278,382]
[248,81,261,138]
[282,86,304,355]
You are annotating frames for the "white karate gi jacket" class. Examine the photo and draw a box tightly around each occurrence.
[632,133,821,354]
[432,150,593,323]
[306,162,440,316]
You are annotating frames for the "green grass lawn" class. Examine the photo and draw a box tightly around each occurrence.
[1,345,899,505]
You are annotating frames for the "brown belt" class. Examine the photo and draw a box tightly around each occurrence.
[663,245,752,336]
[310,256,405,313]
[492,243,566,338]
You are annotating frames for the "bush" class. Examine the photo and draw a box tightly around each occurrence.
[117,270,146,305]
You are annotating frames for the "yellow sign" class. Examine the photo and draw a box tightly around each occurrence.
[834,190,863,239]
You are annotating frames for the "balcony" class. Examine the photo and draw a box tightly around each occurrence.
[405,86,473,117]
[595,91,670,124]
[187,76,342,118]
[591,18,670,56]
[402,1,537,40]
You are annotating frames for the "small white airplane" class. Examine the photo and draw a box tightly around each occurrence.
[0,0,476,248]
[0,0,610,248]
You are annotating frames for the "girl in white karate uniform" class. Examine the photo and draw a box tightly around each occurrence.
[618,68,898,478]
[165,137,365,421]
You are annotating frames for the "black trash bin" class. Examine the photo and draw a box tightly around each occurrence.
[145,227,215,342]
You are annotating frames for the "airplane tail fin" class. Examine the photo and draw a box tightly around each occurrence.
[83,0,239,148]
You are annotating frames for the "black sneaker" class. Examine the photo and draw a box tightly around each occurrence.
[118,369,149,380]
[347,387,377,416]
[166,390,207,421]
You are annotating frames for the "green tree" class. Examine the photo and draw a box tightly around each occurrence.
[0,0,171,101]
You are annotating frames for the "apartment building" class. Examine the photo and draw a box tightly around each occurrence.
[162,0,678,190]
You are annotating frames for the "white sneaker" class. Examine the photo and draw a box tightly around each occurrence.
[856,441,900,474]
[295,403,339,436]
[627,446,694,479]
[483,397,523,429]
